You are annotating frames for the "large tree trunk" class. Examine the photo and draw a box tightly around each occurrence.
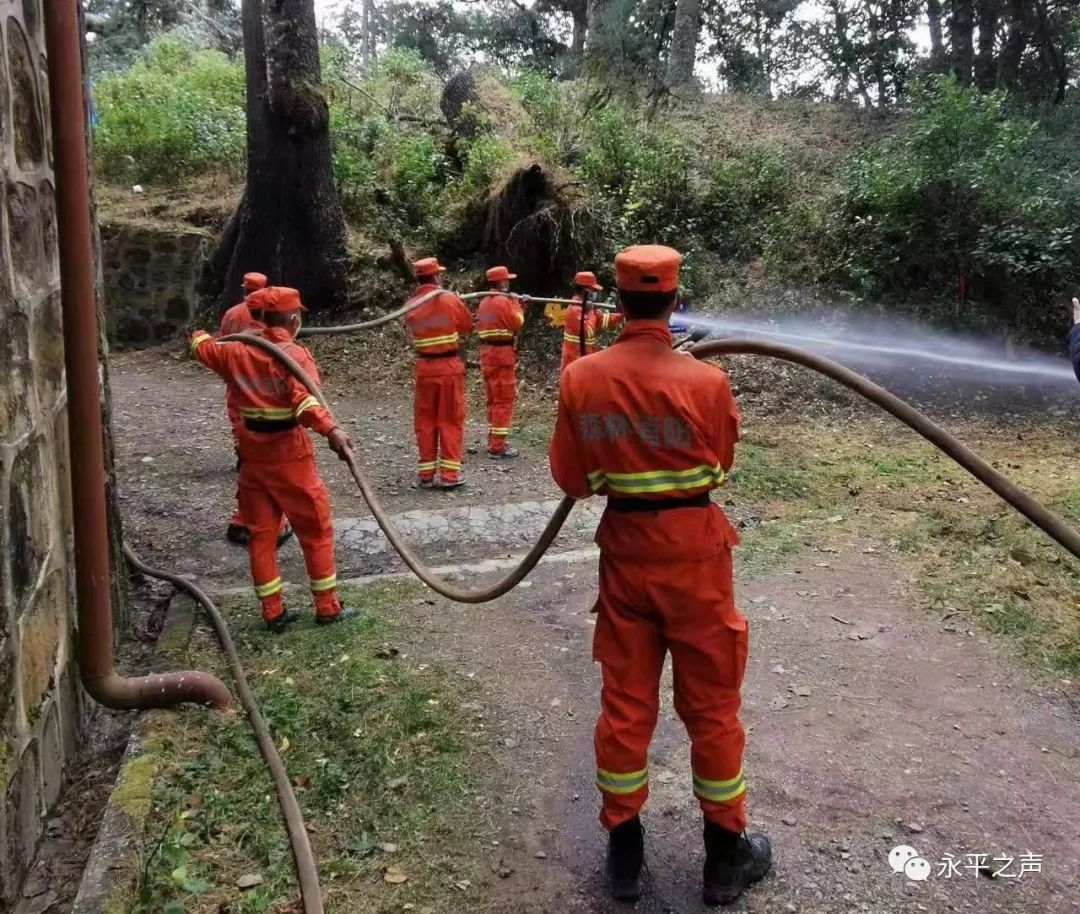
[665,0,702,88]
[567,1,588,76]
[927,0,947,68]
[974,0,1000,88]
[997,0,1029,88]
[948,0,976,82]
[215,0,347,313]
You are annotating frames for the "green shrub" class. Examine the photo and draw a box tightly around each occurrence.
[93,36,245,182]
[702,145,795,259]
[831,76,1080,340]
[456,133,516,196]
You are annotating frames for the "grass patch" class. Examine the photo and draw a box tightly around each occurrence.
[732,420,1080,676]
[135,581,491,914]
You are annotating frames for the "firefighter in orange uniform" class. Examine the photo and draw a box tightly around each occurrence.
[549,246,771,905]
[404,258,472,488]
[560,271,623,374]
[476,265,525,459]
[191,287,354,632]
[218,273,292,548]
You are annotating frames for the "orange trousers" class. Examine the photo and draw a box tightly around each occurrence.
[592,548,748,833]
[237,456,339,621]
[228,405,286,535]
[480,348,516,453]
[414,361,466,483]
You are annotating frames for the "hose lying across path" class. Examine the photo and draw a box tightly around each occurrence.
[130,327,1080,914]
[219,331,578,601]
[123,545,326,914]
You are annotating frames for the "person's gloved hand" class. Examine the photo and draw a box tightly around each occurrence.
[327,427,354,460]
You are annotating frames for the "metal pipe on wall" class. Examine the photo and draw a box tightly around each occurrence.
[44,0,231,711]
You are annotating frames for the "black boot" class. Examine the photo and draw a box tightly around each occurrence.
[266,609,299,634]
[607,816,644,902]
[315,606,358,627]
[702,822,772,906]
[226,523,250,546]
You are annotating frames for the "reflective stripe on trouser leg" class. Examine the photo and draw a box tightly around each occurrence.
[484,363,516,453]
[667,547,749,833]
[437,373,466,481]
[414,374,439,480]
[266,456,340,619]
[593,555,666,830]
[238,471,286,622]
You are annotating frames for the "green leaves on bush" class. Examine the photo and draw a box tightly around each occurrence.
[831,76,1080,340]
[93,36,245,182]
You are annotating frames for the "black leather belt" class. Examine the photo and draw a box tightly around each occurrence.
[416,349,461,360]
[608,492,711,513]
[481,338,515,347]
[244,416,298,433]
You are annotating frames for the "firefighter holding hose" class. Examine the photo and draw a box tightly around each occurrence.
[560,271,624,374]
[404,258,473,489]
[477,266,525,459]
[549,245,771,905]
[191,287,354,632]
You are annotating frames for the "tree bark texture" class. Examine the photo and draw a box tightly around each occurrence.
[216,0,348,312]
[665,0,702,87]
[974,0,1000,88]
[997,0,1029,88]
[948,0,976,82]
[927,0,946,67]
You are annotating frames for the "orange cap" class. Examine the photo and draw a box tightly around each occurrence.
[574,270,603,292]
[486,265,517,283]
[243,272,268,293]
[614,245,682,293]
[414,257,447,278]
[258,286,307,313]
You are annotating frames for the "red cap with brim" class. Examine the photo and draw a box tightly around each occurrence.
[243,272,268,292]
[414,257,447,278]
[486,265,517,283]
[615,245,682,293]
[259,287,307,313]
[574,271,603,292]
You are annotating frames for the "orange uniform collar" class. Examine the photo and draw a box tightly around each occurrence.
[613,319,672,347]
[262,326,295,344]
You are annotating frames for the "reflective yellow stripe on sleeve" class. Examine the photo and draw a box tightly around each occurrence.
[587,464,726,495]
[190,332,212,354]
[478,329,514,340]
[294,395,319,418]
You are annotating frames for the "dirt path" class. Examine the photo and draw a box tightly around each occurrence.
[110,348,1080,914]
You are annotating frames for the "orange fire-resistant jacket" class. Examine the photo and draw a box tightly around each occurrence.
[404,284,473,359]
[549,320,740,561]
[190,326,337,463]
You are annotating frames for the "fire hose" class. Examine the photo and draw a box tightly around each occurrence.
[128,325,1080,914]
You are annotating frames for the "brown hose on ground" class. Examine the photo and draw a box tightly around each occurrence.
[122,545,325,914]
[217,331,577,601]
[690,338,1080,561]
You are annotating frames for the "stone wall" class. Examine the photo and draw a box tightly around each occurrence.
[100,220,211,346]
[0,1,82,907]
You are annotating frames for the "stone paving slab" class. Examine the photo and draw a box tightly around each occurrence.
[334,498,604,557]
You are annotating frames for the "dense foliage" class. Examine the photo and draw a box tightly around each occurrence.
[831,77,1080,339]
[93,32,1079,342]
